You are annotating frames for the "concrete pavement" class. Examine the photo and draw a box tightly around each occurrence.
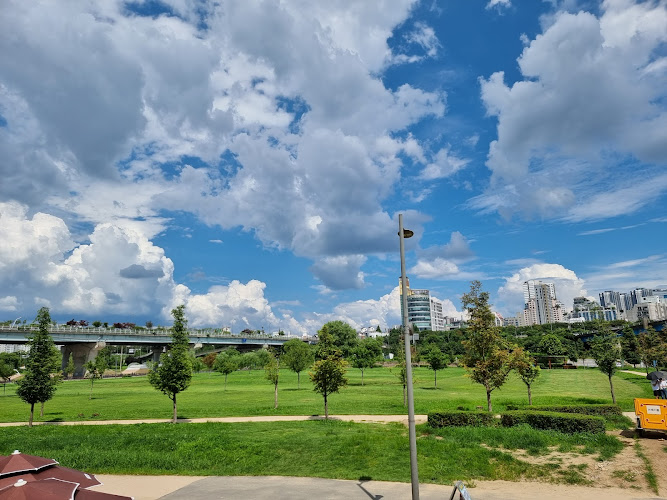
[91,475,666,500]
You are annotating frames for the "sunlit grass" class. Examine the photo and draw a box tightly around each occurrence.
[0,366,648,423]
[0,421,621,484]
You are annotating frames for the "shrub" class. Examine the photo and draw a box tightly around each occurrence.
[428,410,496,428]
[500,410,606,434]
[525,404,622,417]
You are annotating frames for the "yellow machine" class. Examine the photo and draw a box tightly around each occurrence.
[634,398,667,436]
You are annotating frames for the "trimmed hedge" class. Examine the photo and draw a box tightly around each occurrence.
[500,410,606,434]
[524,404,622,417]
[428,411,496,428]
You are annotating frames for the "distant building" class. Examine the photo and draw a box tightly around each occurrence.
[503,316,519,327]
[519,280,564,326]
[626,296,667,323]
[398,276,447,331]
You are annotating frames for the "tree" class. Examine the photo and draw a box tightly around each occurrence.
[192,357,205,373]
[84,347,110,400]
[214,349,239,389]
[638,325,666,372]
[590,321,622,404]
[0,362,13,395]
[202,352,217,373]
[350,337,382,386]
[92,321,102,328]
[148,305,193,423]
[620,325,641,367]
[423,344,447,388]
[253,349,271,369]
[282,339,314,389]
[16,307,59,427]
[65,353,75,380]
[392,344,412,407]
[512,348,540,405]
[460,281,514,412]
[309,329,348,419]
[318,321,358,358]
[265,350,280,409]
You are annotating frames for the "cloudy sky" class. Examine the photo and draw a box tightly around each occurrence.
[1,0,665,333]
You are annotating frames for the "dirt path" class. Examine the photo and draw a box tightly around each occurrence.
[0,414,428,427]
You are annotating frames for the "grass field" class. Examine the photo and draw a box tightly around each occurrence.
[0,420,623,484]
[0,366,652,423]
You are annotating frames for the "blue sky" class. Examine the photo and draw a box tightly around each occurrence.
[0,0,665,333]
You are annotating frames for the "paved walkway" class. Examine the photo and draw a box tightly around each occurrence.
[90,475,666,500]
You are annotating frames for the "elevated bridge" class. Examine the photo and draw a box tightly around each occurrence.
[0,325,313,377]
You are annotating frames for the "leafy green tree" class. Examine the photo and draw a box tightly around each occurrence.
[318,320,358,358]
[282,339,314,389]
[620,325,641,367]
[590,322,621,404]
[423,344,447,388]
[253,349,271,369]
[537,334,566,356]
[148,305,193,423]
[350,337,383,386]
[92,321,102,328]
[84,347,110,400]
[309,329,348,419]
[214,349,240,389]
[192,357,205,373]
[265,350,280,409]
[0,362,13,395]
[460,281,514,412]
[512,348,540,405]
[17,307,59,427]
[65,353,76,380]
[638,325,665,372]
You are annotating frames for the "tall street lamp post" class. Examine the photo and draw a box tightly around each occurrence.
[399,213,419,500]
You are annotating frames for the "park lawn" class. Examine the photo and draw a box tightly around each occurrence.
[0,420,622,485]
[0,367,649,423]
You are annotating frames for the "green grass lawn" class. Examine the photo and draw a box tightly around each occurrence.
[0,366,651,423]
[0,420,622,484]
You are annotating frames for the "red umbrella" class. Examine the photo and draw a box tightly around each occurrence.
[0,452,57,476]
[0,478,78,500]
[0,466,101,490]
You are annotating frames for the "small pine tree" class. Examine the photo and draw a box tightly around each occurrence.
[65,353,76,380]
[17,308,59,426]
[148,305,193,423]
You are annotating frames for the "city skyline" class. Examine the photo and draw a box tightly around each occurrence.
[0,1,665,333]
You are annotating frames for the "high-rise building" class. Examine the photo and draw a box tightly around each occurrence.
[599,291,623,313]
[399,277,446,331]
[520,280,564,326]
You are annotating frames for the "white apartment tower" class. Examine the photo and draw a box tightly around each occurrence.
[520,280,564,326]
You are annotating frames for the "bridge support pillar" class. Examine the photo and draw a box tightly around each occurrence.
[151,345,165,365]
[61,342,105,378]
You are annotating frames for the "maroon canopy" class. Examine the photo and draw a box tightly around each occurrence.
[0,452,131,500]
[0,452,57,477]
[0,478,78,500]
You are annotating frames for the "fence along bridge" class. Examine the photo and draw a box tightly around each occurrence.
[0,325,312,377]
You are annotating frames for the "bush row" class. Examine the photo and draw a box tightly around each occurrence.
[428,406,609,434]
[524,404,622,417]
[427,411,496,428]
[500,411,606,434]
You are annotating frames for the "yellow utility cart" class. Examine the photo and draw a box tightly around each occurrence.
[634,398,667,436]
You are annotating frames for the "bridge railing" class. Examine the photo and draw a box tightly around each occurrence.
[0,325,310,341]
